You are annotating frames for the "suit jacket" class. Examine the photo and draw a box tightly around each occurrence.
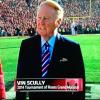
[16,34,85,100]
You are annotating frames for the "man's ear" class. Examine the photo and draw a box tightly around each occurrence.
[55,18,62,27]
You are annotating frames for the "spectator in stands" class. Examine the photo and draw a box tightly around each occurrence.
[71,21,78,35]
[27,25,36,37]
[14,26,22,36]
[0,27,7,36]
[26,0,33,8]
[0,27,3,36]
[16,0,85,100]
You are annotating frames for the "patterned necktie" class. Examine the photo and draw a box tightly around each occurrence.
[41,42,50,78]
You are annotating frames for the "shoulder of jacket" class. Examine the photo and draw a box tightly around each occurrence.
[57,34,79,46]
[22,35,40,43]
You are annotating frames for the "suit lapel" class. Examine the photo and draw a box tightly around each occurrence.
[48,34,61,77]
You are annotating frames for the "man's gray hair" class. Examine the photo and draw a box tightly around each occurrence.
[37,0,64,20]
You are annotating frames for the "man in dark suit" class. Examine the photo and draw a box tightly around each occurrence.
[16,0,85,99]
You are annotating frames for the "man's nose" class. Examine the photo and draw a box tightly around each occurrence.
[40,17,45,24]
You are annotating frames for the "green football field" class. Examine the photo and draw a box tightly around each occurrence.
[0,34,100,88]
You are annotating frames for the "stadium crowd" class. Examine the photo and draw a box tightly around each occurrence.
[0,0,37,36]
[58,0,100,34]
[0,0,100,36]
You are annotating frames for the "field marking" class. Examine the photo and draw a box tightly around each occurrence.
[0,46,19,49]
[4,72,16,73]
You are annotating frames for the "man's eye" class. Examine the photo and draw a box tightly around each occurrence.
[38,17,49,20]
[44,18,49,20]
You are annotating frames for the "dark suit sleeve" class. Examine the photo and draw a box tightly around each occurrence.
[76,44,85,82]
[72,44,85,100]
[74,44,85,77]
[16,40,27,100]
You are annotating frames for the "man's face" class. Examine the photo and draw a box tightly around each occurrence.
[36,4,59,39]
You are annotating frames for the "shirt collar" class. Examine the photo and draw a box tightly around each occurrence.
[41,32,57,48]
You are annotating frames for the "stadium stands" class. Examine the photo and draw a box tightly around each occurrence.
[0,0,100,36]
